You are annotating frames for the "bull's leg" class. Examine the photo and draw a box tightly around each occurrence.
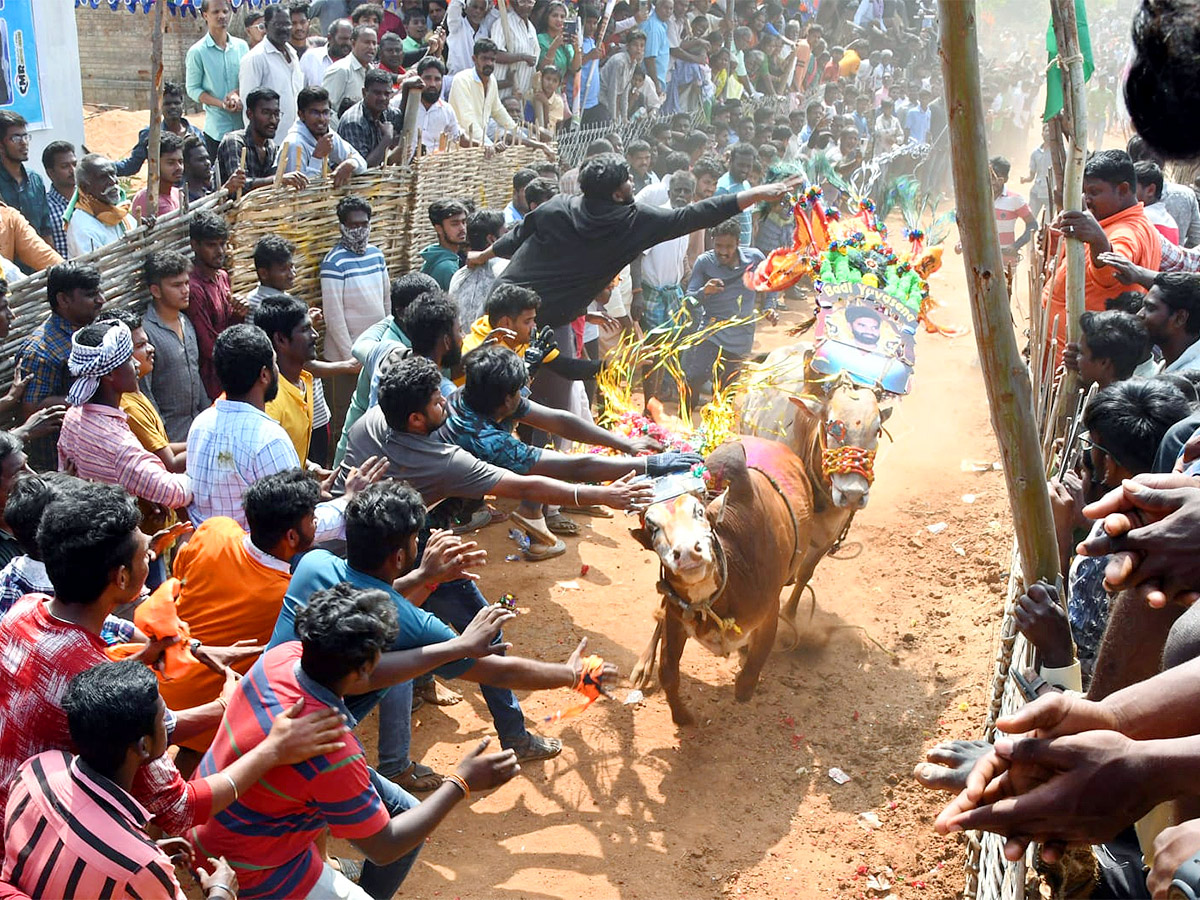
[629,618,663,692]
[735,614,778,702]
[660,615,695,726]
[782,546,825,621]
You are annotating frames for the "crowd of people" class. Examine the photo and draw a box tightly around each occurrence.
[0,1,959,897]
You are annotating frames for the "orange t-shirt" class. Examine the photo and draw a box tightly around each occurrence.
[1043,202,1162,345]
[158,516,292,750]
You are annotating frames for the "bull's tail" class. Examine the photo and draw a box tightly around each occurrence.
[630,616,664,692]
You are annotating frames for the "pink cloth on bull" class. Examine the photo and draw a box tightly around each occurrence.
[707,437,810,504]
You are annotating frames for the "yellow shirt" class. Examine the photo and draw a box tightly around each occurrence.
[120,390,170,453]
[456,315,559,385]
[265,369,314,463]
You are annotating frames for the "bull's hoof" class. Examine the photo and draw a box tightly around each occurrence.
[773,613,800,653]
[671,708,697,727]
[734,681,758,702]
[629,663,657,693]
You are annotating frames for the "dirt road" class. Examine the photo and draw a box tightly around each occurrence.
[348,242,1010,900]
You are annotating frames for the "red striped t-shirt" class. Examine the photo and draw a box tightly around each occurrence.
[188,643,391,900]
[994,188,1032,262]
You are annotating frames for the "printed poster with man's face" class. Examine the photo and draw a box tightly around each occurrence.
[812,284,916,395]
[0,1,45,129]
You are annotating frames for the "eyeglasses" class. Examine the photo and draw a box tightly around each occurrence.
[1077,433,1116,460]
[5,133,30,144]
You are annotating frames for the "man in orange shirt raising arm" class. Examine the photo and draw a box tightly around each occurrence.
[1043,149,1162,349]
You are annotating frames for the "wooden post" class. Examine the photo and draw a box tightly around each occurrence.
[398,81,423,165]
[938,0,1061,588]
[146,0,166,213]
[1044,0,1090,454]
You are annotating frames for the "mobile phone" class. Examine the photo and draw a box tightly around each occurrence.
[565,18,579,36]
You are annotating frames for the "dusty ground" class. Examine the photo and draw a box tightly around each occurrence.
[85,107,1011,900]
[347,252,1011,900]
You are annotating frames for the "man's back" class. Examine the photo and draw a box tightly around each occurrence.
[2,750,186,900]
[189,643,390,900]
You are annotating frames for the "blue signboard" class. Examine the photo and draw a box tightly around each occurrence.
[0,1,45,129]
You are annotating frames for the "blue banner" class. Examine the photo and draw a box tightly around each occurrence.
[0,0,45,129]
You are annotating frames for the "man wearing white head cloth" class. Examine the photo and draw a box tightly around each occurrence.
[58,320,193,512]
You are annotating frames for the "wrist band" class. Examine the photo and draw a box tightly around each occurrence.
[207,884,235,898]
[219,771,239,801]
[425,582,440,594]
[443,773,470,800]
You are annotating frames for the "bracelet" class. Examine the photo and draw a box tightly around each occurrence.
[425,581,441,594]
[207,885,236,899]
[443,773,470,800]
[573,485,580,506]
[216,694,228,709]
[219,771,239,801]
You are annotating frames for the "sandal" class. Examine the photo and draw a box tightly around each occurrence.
[505,732,563,762]
[524,538,567,561]
[510,511,558,546]
[331,857,363,883]
[411,692,424,712]
[416,679,463,707]
[545,512,581,536]
[451,506,493,535]
[559,504,613,518]
[389,762,446,793]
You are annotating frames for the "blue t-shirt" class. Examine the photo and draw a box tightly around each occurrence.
[268,549,476,679]
[687,247,771,355]
[581,37,602,109]
[437,391,541,474]
[715,173,752,246]
[642,13,671,90]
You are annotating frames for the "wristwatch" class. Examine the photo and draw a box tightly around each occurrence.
[1170,852,1200,899]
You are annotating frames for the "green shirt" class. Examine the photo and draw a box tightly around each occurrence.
[537,32,575,75]
[185,31,250,141]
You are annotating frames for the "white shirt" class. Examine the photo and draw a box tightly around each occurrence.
[491,15,539,99]
[323,54,368,117]
[640,199,690,287]
[240,39,305,137]
[393,96,464,157]
[446,0,497,75]
[301,45,333,87]
[65,209,127,258]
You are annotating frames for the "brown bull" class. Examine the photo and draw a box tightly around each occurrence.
[629,438,813,726]
[739,346,891,648]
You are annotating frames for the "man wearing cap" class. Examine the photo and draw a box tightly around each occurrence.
[57,319,192,513]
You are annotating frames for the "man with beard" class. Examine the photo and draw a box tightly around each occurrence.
[449,38,518,146]
[185,324,386,527]
[276,85,366,186]
[64,154,138,257]
[216,87,310,191]
[301,16,354,86]
[181,134,246,202]
[1139,272,1200,373]
[469,153,797,418]
[239,4,306,137]
[394,58,465,158]
[847,305,883,347]
[260,295,322,463]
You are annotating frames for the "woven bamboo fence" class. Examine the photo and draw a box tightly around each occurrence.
[0,146,542,398]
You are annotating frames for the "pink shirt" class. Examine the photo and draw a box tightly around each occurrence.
[130,185,182,221]
[57,403,192,509]
[2,750,186,899]
[1145,201,1180,245]
[993,188,1032,262]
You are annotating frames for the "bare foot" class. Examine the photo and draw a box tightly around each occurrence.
[912,739,992,791]
[417,679,463,707]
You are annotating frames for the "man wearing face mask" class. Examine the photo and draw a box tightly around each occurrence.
[64,154,138,257]
[321,195,390,366]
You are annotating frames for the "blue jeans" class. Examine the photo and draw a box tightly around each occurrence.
[345,681,412,780]
[360,767,422,898]
[424,578,528,746]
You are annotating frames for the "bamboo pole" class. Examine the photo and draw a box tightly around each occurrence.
[398,81,423,165]
[938,0,1061,588]
[1046,0,1089,438]
[146,0,166,212]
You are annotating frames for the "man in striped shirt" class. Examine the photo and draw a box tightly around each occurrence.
[191,583,522,900]
[2,661,238,900]
[989,156,1036,293]
[57,320,192,514]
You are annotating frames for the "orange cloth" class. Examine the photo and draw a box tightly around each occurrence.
[105,579,199,679]
[156,516,292,751]
[1043,202,1161,346]
[0,203,62,273]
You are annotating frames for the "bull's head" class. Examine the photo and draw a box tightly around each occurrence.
[793,373,892,510]
[631,489,727,587]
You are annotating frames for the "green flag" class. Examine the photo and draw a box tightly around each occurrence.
[1044,0,1095,121]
